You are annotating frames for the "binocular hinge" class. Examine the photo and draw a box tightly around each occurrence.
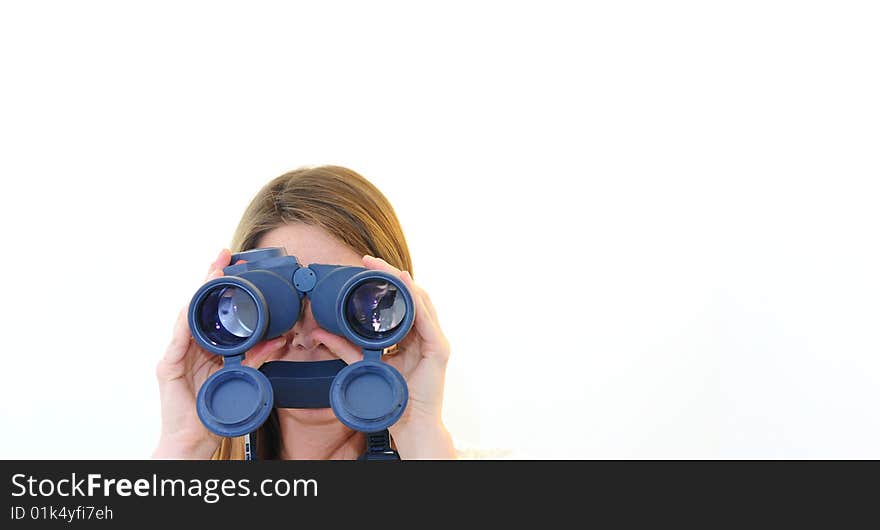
[224,354,244,367]
[362,348,383,362]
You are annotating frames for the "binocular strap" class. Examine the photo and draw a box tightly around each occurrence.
[242,360,399,461]
[260,359,346,408]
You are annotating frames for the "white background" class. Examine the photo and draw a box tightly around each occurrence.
[0,1,878,459]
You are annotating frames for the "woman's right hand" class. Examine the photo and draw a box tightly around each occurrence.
[152,249,289,459]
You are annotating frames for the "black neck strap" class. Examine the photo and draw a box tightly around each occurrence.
[242,360,399,461]
[260,359,346,408]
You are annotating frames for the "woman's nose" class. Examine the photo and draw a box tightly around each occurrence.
[289,298,321,349]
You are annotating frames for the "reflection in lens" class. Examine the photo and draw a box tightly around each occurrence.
[198,285,260,347]
[217,287,258,338]
[345,280,406,339]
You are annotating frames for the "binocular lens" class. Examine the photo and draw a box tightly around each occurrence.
[198,286,260,346]
[217,287,259,338]
[345,280,407,340]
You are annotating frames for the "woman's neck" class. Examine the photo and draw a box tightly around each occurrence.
[276,411,366,460]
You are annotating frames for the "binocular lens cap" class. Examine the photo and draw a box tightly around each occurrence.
[330,361,408,432]
[197,366,274,438]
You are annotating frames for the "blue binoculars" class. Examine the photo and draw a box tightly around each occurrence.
[188,247,414,438]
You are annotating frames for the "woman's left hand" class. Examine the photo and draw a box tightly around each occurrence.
[310,255,456,459]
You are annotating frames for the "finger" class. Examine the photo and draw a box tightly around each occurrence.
[362,255,403,277]
[404,271,441,326]
[362,256,435,321]
[163,306,193,365]
[205,248,231,279]
[363,256,446,353]
[205,268,223,282]
[187,254,228,325]
[311,328,364,366]
[165,249,230,367]
[398,270,445,347]
[242,335,289,368]
[362,255,436,333]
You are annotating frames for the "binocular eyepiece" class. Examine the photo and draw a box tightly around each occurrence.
[188,247,414,438]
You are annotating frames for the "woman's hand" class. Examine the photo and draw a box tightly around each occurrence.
[311,255,456,459]
[152,249,289,459]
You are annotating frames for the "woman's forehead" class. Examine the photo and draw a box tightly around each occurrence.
[256,223,363,267]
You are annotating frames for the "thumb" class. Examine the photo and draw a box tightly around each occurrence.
[311,329,363,366]
[242,336,289,369]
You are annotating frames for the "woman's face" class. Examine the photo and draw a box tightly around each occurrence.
[255,222,365,363]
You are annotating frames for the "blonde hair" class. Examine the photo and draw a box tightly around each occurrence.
[212,165,413,460]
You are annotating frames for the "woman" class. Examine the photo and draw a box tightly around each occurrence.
[153,165,456,459]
